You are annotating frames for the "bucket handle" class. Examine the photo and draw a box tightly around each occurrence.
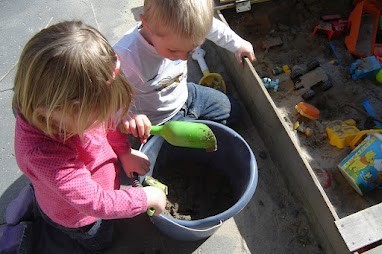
[349,129,382,150]
[154,214,223,233]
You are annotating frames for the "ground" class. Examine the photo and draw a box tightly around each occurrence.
[222,0,382,219]
[3,0,379,252]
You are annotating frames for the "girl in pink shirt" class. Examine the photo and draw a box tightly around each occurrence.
[12,20,166,252]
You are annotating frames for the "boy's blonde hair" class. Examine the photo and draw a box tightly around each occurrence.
[143,0,214,44]
[13,21,132,140]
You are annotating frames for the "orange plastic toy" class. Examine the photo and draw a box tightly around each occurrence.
[345,0,382,58]
[295,102,320,120]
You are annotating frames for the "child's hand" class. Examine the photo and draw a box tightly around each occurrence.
[143,186,167,215]
[119,149,150,178]
[235,40,256,65]
[122,113,151,144]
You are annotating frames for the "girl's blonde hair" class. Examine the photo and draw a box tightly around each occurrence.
[143,0,214,44]
[13,20,132,140]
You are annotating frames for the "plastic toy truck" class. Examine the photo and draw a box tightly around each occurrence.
[290,60,333,100]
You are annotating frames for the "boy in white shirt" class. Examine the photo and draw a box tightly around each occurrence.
[114,0,255,141]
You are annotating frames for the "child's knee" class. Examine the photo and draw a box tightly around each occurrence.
[227,96,242,127]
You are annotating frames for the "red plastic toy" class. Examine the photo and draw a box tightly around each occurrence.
[312,14,348,40]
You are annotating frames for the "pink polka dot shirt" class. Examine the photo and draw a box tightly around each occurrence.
[14,114,147,228]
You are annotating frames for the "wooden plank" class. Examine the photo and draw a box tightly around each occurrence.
[215,10,349,254]
[335,203,382,252]
[214,0,271,11]
[364,244,382,254]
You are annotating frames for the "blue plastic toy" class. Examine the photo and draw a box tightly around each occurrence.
[362,99,382,129]
[349,56,381,80]
[262,77,280,91]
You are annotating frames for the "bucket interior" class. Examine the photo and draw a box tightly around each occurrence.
[152,142,238,220]
[141,120,258,229]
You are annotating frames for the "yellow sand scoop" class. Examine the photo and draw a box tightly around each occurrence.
[192,47,226,93]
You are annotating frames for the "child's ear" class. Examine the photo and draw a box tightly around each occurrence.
[35,106,59,122]
[140,14,150,32]
[140,14,155,44]
[33,107,50,130]
[139,14,153,33]
[35,107,48,118]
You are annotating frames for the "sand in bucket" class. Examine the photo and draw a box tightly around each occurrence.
[152,159,235,221]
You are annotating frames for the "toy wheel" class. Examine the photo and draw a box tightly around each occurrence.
[290,68,304,82]
[321,80,333,91]
[306,60,320,72]
[302,90,315,100]
[294,80,304,90]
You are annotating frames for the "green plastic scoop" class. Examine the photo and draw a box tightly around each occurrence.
[151,121,217,151]
[121,121,217,151]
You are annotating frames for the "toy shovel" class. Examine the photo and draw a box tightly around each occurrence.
[121,121,217,152]
[192,47,226,93]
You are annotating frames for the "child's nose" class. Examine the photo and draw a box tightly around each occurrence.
[176,51,190,60]
[169,49,193,60]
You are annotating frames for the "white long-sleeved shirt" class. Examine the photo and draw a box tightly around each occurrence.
[114,18,246,125]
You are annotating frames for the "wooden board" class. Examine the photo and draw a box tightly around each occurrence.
[214,0,271,11]
[335,203,382,252]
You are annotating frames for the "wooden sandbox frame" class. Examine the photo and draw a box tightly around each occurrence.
[215,9,382,254]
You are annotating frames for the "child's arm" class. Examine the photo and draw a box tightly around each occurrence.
[28,144,149,220]
[107,128,166,215]
[206,17,256,64]
[107,125,150,177]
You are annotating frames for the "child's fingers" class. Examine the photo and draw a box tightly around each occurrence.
[135,116,151,143]
[142,117,151,143]
[245,51,256,62]
[128,166,149,178]
[133,149,150,172]
[135,119,144,137]
[125,120,138,137]
[235,41,256,65]
[252,53,257,63]
[143,186,167,214]
[141,154,150,172]
[240,52,256,63]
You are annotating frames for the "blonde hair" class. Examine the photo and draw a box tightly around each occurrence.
[13,20,132,140]
[143,0,214,44]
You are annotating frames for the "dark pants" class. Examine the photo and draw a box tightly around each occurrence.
[171,83,241,126]
[31,198,114,253]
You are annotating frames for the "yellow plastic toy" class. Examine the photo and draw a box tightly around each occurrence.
[349,129,382,150]
[192,47,226,93]
[323,119,360,149]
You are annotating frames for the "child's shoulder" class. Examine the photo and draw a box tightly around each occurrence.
[15,114,37,133]
[113,24,140,51]
[15,114,69,148]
